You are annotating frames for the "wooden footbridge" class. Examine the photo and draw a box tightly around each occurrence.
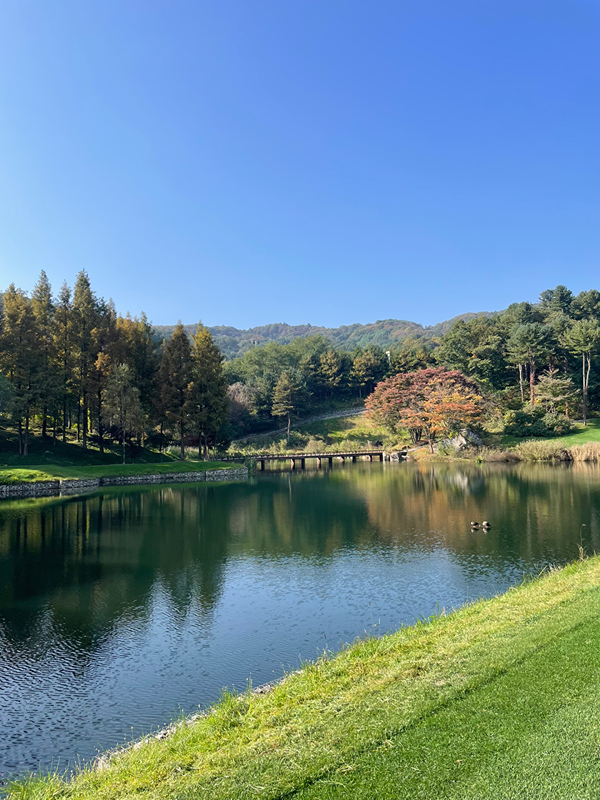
[256,449,388,471]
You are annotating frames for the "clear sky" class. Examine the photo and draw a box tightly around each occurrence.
[1,1,599,329]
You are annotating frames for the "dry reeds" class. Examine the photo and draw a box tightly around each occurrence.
[512,441,566,461]
[569,442,600,462]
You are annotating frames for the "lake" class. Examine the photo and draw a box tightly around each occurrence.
[1,460,599,778]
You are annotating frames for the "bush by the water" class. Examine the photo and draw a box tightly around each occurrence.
[504,408,573,438]
[512,440,600,462]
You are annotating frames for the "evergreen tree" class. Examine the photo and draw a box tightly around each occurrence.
[563,319,600,425]
[189,324,228,458]
[507,323,549,407]
[319,349,344,396]
[349,348,386,398]
[53,282,73,442]
[535,368,577,415]
[572,289,600,321]
[272,371,303,444]
[0,285,40,454]
[102,363,143,463]
[72,270,100,448]
[157,322,192,458]
[539,285,574,316]
[31,271,58,438]
[91,299,118,453]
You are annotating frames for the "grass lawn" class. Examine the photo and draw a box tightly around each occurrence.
[0,460,235,485]
[486,418,600,449]
[0,427,236,484]
[11,556,600,799]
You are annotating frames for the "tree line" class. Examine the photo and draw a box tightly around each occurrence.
[2,275,600,457]
[0,271,227,458]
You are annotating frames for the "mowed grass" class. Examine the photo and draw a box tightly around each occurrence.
[10,557,600,800]
[492,418,600,449]
[0,460,235,484]
[0,428,237,483]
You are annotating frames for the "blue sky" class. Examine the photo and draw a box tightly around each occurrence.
[1,1,599,329]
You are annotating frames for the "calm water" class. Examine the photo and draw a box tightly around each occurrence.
[1,460,600,777]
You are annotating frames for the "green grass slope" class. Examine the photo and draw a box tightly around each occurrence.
[0,429,235,484]
[11,557,600,799]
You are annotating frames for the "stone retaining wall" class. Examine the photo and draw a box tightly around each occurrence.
[60,478,101,495]
[0,480,60,499]
[0,467,248,500]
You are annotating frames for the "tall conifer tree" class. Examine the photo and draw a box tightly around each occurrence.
[189,324,228,458]
[31,271,56,437]
[72,271,99,448]
[157,322,192,459]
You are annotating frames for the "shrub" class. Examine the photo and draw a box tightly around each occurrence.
[504,408,572,438]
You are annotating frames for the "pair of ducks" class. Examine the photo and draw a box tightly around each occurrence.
[471,520,491,530]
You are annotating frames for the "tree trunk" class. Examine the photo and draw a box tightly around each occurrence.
[518,365,524,404]
[82,396,88,449]
[77,399,81,442]
[24,412,29,457]
[180,419,185,460]
[18,420,23,456]
[428,437,434,454]
[122,432,126,464]
[62,397,67,443]
[203,433,208,460]
[583,353,590,427]
[198,434,202,459]
[98,389,104,453]
[529,360,536,408]
[287,414,291,445]
[42,406,47,438]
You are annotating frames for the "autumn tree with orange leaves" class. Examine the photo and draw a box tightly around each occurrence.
[365,367,484,452]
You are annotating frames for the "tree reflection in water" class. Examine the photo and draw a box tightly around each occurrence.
[1,461,599,775]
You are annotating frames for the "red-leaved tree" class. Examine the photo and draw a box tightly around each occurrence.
[365,367,483,452]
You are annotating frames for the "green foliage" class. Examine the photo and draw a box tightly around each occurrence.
[271,371,306,443]
[102,364,144,463]
[503,407,573,438]
[189,325,229,456]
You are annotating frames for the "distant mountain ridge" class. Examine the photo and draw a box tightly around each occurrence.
[153,311,497,359]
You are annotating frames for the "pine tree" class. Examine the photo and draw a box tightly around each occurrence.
[189,324,228,458]
[157,322,192,459]
[349,348,386,398]
[563,320,600,426]
[72,271,100,448]
[91,299,118,453]
[116,312,158,428]
[507,323,549,407]
[102,363,143,464]
[53,282,73,442]
[0,285,40,454]
[31,270,57,438]
[535,368,577,415]
[319,349,344,397]
[272,371,303,444]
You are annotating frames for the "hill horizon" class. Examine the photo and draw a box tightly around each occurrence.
[154,310,498,359]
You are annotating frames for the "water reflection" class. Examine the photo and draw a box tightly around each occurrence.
[0,462,598,776]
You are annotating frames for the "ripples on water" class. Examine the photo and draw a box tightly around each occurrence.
[1,460,599,777]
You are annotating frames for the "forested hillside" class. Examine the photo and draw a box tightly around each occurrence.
[154,312,496,359]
